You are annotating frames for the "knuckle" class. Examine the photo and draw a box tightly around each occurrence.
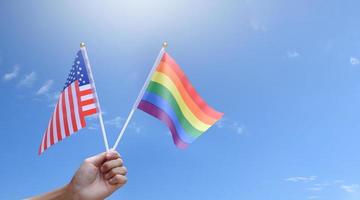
[84,158,92,164]
[102,163,110,171]
[106,171,115,179]
[108,150,121,159]
[114,151,121,158]
[109,169,116,176]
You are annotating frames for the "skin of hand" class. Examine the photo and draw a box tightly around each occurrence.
[69,150,128,200]
[29,150,127,200]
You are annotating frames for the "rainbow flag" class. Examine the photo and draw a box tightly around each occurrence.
[138,52,223,148]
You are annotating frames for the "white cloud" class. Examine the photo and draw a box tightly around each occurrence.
[307,196,319,200]
[216,118,245,135]
[307,187,322,192]
[3,66,20,81]
[37,80,54,95]
[314,183,331,187]
[105,116,123,128]
[250,20,267,32]
[105,116,142,133]
[333,180,344,184]
[18,71,37,87]
[87,113,99,120]
[340,184,359,193]
[285,176,316,183]
[287,177,359,198]
[287,51,300,58]
[350,57,360,65]
[87,123,99,130]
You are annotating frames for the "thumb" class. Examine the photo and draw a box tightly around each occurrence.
[85,152,107,167]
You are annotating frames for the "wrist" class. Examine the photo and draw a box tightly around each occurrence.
[64,182,79,200]
[27,184,75,200]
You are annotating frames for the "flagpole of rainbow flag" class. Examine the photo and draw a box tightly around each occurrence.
[112,42,168,150]
[80,42,110,151]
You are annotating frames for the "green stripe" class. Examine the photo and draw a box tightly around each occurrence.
[146,81,203,137]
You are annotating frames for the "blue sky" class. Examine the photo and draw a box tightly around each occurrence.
[1,0,360,199]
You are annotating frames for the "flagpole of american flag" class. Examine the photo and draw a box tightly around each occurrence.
[80,42,110,151]
[112,42,168,150]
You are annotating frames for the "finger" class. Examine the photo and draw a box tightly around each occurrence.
[84,152,107,167]
[101,158,123,173]
[104,166,127,180]
[106,150,121,161]
[108,174,127,185]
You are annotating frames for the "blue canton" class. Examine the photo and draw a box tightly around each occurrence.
[63,50,91,91]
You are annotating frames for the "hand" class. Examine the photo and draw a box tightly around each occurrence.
[28,150,127,200]
[69,150,128,200]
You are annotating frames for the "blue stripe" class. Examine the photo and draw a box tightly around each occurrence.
[141,91,197,143]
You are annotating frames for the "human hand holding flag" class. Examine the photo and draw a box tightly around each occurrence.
[29,150,127,200]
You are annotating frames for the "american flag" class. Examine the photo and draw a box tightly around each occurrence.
[39,50,98,154]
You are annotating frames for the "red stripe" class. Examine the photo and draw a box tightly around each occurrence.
[80,99,95,107]
[38,143,42,155]
[82,108,97,116]
[67,85,78,132]
[75,81,86,128]
[55,102,62,141]
[49,116,54,145]
[161,52,223,119]
[44,127,48,150]
[61,92,70,137]
[79,89,93,96]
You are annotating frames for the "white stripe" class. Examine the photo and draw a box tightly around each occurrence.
[52,103,58,143]
[71,83,83,129]
[82,103,96,111]
[46,119,51,149]
[79,84,92,91]
[81,93,94,101]
[64,87,74,134]
[58,93,66,140]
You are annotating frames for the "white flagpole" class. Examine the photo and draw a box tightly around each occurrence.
[112,42,168,150]
[80,42,110,151]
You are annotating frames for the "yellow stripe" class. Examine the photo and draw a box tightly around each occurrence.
[151,71,211,132]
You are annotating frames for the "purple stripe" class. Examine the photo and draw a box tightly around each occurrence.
[138,100,188,148]
[140,91,196,143]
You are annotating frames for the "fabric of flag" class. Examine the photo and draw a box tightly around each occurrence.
[39,50,98,154]
[138,52,223,148]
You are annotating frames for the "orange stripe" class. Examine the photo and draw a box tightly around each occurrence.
[156,62,218,125]
[83,108,97,116]
[61,92,70,137]
[161,52,223,119]
[67,86,78,132]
